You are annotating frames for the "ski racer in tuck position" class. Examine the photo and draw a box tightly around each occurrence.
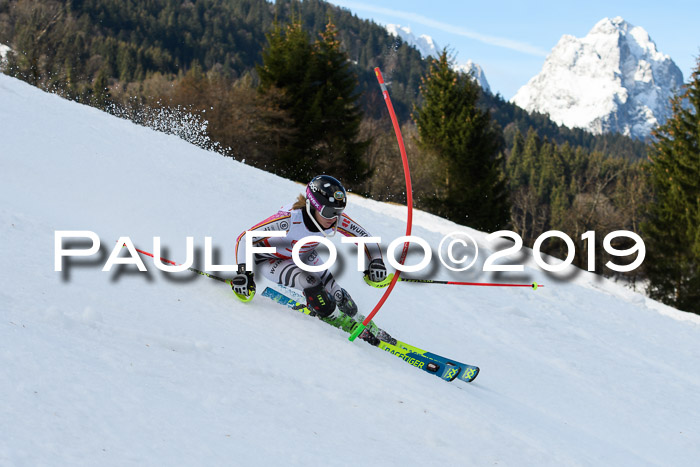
[231,175,392,344]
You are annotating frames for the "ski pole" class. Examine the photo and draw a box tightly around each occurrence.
[403,278,541,289]
[350,67,413,342]
[123,243,254,301]
[130,246,228,283]
[365,273,542,290]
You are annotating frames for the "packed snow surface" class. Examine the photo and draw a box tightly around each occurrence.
[2,74,700,466]
[512,17,683,139]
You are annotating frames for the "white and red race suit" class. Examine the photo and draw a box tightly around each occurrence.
[234,204,383,302]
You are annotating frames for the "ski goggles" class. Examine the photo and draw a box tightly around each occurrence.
[306,187,345,219]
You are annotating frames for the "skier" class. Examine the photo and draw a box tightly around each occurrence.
[230,175,390,344]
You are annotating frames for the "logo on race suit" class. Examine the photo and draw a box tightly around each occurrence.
[342,218,350,228]
[307,250,318,262]
[334,191,345,201]
[349,222,368,237]
[261,220,289,231]
[269,260,283,275]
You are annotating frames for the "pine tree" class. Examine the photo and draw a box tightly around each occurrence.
[413,49,509,231]
[506,128,549,244]
[91,67,111,110]
[258,18,316,179]
[643,58,700,314]
[311,19,369,184]
[257,16,368,186]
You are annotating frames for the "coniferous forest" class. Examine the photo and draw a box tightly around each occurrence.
[1,0,697,314]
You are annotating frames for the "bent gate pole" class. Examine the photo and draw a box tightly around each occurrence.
[349,68,413,342]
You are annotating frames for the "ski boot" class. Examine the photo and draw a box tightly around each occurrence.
[308,287,397,346]
[334,289,397,346]
[336,288,358,317]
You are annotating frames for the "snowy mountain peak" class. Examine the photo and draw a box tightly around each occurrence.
[455,60,492,94]
[385,24,491,93]
[591,16,630,34]
[385,24,438,59]
[512,17,684,139]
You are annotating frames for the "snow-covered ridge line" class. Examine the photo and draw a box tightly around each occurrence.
[385,24,491,93]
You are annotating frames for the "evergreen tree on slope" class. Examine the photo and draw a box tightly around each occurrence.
[413,50,509,231]
[257,16,368,186]
[644,58,700,314]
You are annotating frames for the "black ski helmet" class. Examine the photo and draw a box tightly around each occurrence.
[306,175,347,219]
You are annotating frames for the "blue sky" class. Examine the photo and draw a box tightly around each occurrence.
[328,0,700,99]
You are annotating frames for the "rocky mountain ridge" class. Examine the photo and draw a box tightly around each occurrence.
[512,17,684,139]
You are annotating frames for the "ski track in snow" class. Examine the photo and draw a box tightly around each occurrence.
[2,74,700,466]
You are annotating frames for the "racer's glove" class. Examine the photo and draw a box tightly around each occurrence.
[231,264,256,298]
[365,258,387,283]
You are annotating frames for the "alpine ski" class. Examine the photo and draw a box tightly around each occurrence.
[261,286,479,383]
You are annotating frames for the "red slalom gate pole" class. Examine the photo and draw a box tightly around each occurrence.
[349,67,413,342]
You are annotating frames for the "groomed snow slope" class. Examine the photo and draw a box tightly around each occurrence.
[2,74,700,466]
